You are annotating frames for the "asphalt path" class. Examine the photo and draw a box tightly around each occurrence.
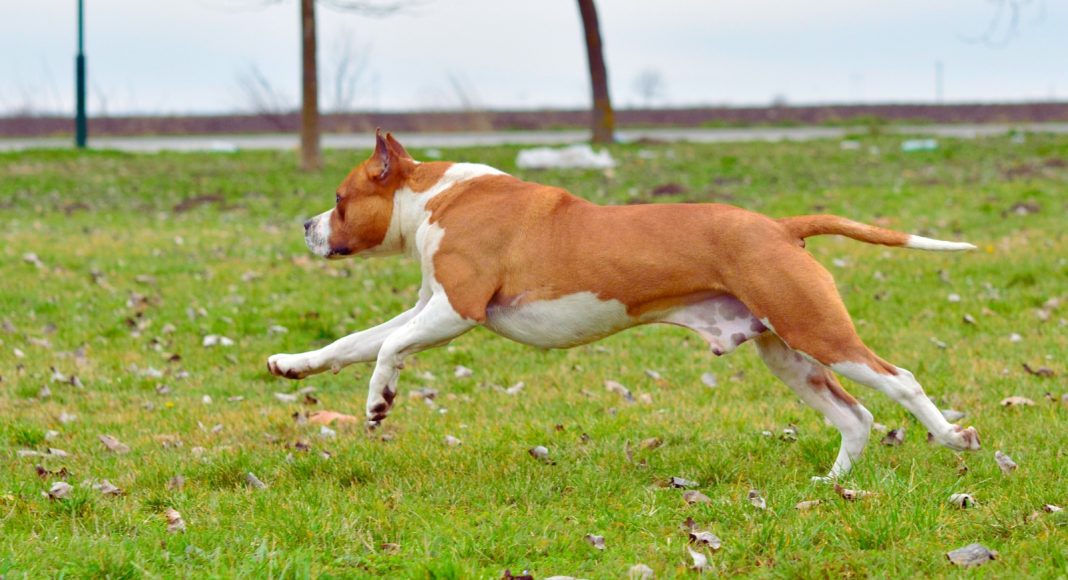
[3,123,1068,152]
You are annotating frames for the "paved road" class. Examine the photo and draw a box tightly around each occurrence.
[3,123,1068,152]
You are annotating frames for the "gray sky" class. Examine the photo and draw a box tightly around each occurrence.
[1,0,1065,115]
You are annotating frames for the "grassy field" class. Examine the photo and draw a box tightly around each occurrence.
[1,133,1066,578]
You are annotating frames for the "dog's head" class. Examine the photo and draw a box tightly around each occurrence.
[304,129,415,259]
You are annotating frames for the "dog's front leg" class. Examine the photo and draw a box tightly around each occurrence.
[267,299,427,380]
[365,294,476,428]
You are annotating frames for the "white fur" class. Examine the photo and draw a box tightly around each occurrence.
[485,292,634,349]
[304,208,333,257]
[905,235,976,251]
[831,361,977,451]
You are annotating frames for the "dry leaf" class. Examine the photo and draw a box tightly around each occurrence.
[94,480,123,496]
[584,534,606,550]
[747,489,766,510]
[454,365,473,378]
[628,564,654,579]
[669,477,699,489]
[409,387,438,400]
[881,428,905,446]
[1001,396,1035,407]
[995,450,1017,474]
[444,435,462,447]
[46,481,72,500]
[644,369,662,380]
[319,426,336,438]
[941,409,966,422]
[246,472,267,489]
[689,531,722,550]
[165,508,186,533]
[780,425,798,442]
[795,499,822,511]
[700,372,718,388]
[948,493,976,509]
[98,434,130,454]
[1043,504,1063,513]
[202,334,234,347]
[946,543,997,567]
[834,483,871,501]
[274,392,298,403]
[640,437,663,450]
[1022,363,1055,377]
[504,382,525,395]
[683,490,711,504]
[167,475,185,491]
[604,380,634,402]
[962,314,977,325]
[308,411,360,425]
[528,445,549,460]
[687,547,709,570]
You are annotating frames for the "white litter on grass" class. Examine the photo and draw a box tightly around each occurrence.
[516,144,616,170]
[202,335,234,347]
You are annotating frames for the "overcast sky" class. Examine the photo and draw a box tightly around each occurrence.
[1,0,1065,115]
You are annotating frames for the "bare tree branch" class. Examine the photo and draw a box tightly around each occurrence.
[235,64,292,129]
[961,0,1045,47]
[327,33,370,112]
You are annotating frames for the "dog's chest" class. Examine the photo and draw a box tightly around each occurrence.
[483,291,637,349]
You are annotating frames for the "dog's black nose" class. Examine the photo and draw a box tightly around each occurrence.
[303,220,313,232]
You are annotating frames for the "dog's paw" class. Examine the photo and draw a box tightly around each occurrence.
[267,353,313,380]
[938,424,981,451]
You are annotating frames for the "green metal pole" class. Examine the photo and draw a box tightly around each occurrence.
[75,0,87,148]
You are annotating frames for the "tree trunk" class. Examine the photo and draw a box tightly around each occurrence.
[300,0,322,171]
[576,0,614,144]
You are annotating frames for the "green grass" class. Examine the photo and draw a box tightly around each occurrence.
[1,134,1067,578]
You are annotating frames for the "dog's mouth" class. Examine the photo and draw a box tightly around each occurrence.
[326,246,351,260]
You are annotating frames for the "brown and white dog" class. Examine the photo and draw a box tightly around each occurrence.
[268,130,980,480]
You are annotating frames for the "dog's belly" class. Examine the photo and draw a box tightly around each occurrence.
[484,291,637,349]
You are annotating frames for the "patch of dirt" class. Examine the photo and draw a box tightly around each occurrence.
[172,194,227,213]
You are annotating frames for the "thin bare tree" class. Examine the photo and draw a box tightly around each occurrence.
[327,33,370,112]
[964,0,1045,46]
[235,64,292,130]
[633,68,664,108]
[576,0,614,143]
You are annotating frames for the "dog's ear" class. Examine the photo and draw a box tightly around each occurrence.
[366,128,391,181]
[385,132,412,160]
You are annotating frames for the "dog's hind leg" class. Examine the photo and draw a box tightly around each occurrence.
[737,246,979,454]
[755,333,873,480]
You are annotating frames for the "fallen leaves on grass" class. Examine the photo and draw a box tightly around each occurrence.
[167,475,185,491]
[528,446,550,461]
[881,428,905,446]
[946,543,997,568]
[795,500,822,511]
[700,372,718,388]
[604,380,634,402]
[669,477,699,489]
[245,472,267,489]
[98,435,130,454]
[747,489,766,510]
[834,483,872,501]
[995,450,1017,474]
[454,365,473,378]
[628,564,654,579]
[93,480,123,497]
[444,435,462,447]
[780,425,799,442]
[1022,363,1055,377]
[640,437,662,450]
[308,411,360,425]
[1000,396,1035,407]
[948,493,976,509]
[689,530,722,550]
[45,481,72,500]
[584,534,606,550]
[687,547,709,570]
[942,409,966,422]
[202,334,234,347]
[165,508,186,533]
[683,490,711,505]
[35,465,70,479]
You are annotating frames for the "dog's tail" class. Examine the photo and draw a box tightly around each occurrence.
[778,215,976,251]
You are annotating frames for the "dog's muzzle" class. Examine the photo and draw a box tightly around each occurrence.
[304,209,333,257]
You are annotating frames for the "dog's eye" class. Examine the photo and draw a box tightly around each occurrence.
[335,194,341,205]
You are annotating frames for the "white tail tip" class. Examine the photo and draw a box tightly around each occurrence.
[906,235,977,252]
